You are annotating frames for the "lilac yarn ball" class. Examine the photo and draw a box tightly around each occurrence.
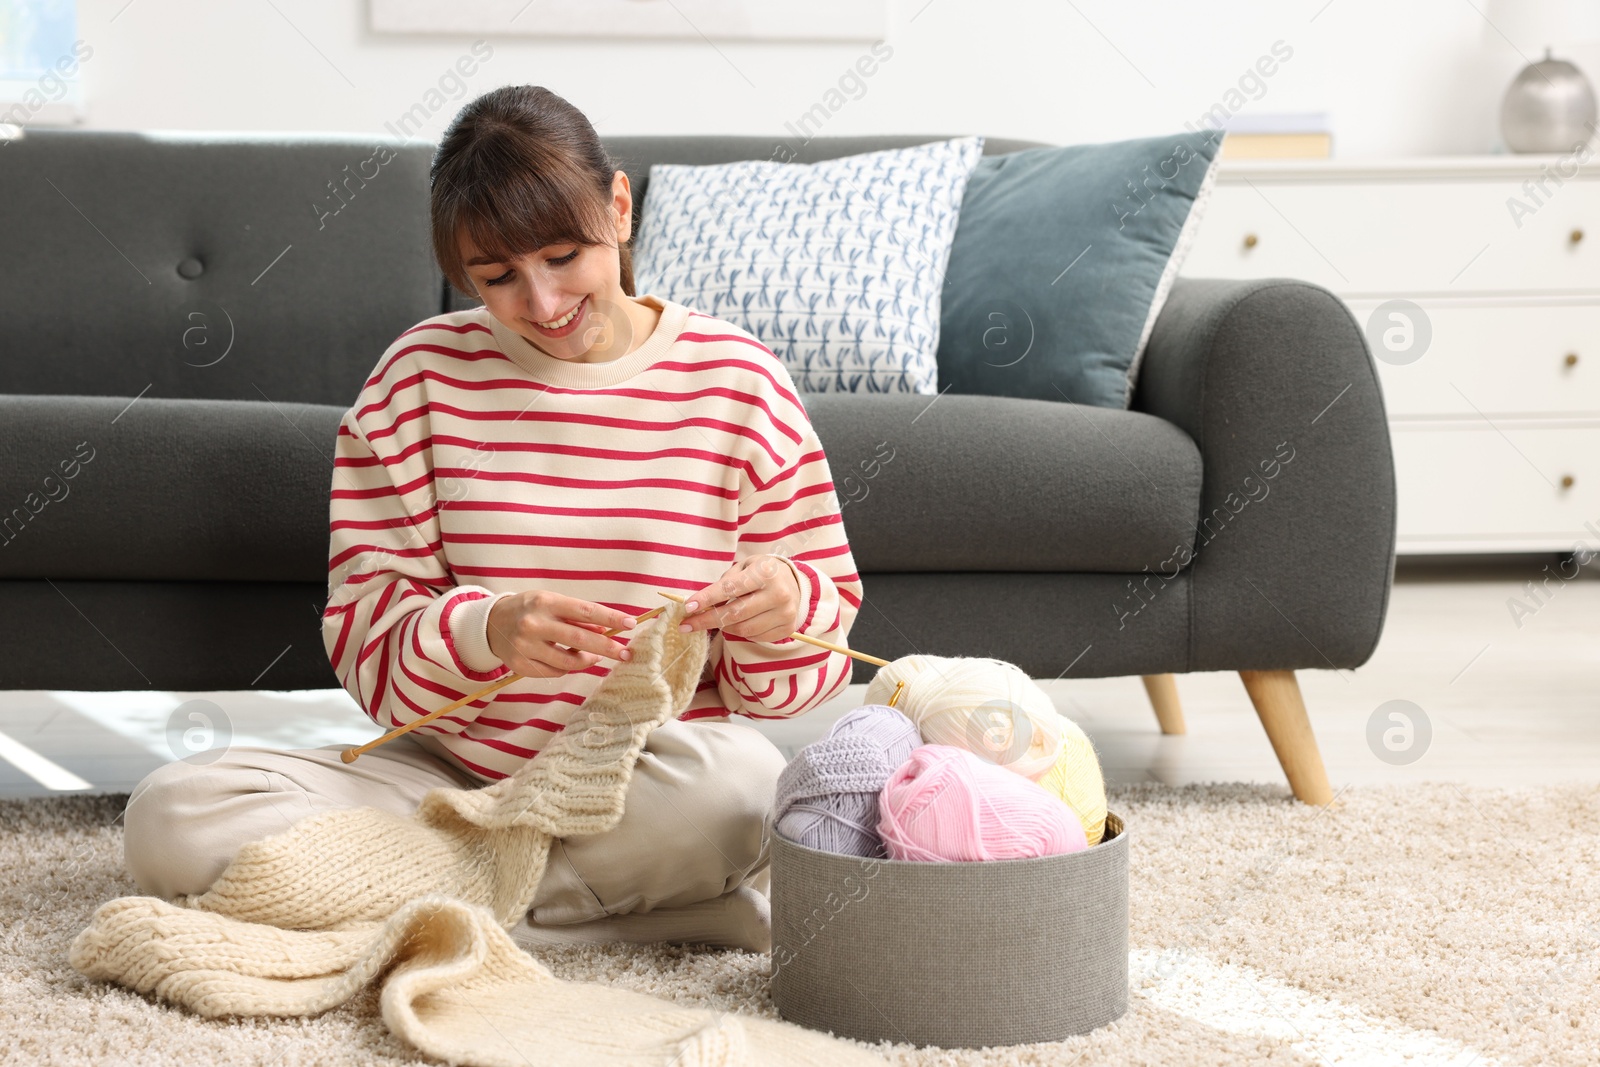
[877,744,1088,862]
[773,705,922,857]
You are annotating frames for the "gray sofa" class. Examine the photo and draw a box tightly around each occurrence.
[0,130,1396,804]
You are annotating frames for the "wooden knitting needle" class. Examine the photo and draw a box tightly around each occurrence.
[338,605,668,764]
[340,589,889,763]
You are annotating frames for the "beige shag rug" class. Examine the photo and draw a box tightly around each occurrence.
[7,781,1597,1066]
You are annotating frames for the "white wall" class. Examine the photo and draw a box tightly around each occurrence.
[52,0,1600,157]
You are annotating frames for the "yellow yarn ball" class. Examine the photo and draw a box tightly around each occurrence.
[1036,716,1107,845]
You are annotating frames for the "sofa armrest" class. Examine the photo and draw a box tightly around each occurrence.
[1130,276,1397,672]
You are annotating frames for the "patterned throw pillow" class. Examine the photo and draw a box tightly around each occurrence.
[632,136,985,394]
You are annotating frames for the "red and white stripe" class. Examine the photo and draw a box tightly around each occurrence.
[321,300,862,782]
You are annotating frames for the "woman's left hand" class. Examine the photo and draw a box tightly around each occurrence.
[678,554,802,643]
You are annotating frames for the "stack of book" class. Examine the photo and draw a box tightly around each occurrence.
[1218,113,1333,159]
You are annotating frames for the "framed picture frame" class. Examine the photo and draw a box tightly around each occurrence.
[0,0,86,129]
[370,0,889,43]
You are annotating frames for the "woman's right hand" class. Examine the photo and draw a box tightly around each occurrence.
[485,591,638,678]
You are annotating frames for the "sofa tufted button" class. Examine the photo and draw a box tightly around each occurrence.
[177,257,205,279]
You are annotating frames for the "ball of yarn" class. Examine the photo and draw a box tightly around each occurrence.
[1036,715,1108,845]
[773,705,922,857]
[865,654,1065,780]
[877,744,1088,862]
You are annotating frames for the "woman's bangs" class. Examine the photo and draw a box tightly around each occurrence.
[455,160,611,266]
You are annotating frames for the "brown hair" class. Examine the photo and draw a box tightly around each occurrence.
[429,85,636,299]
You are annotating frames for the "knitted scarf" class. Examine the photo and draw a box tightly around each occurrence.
[68,600,882,1067]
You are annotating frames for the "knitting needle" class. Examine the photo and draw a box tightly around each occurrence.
[341,590,887,763]
[338,604,670,764]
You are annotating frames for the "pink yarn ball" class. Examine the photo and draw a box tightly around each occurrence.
[876,744,1089,862]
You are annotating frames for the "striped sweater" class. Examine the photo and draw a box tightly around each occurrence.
[321,293,862,782]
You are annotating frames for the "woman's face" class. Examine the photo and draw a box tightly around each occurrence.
[458,172,637,363]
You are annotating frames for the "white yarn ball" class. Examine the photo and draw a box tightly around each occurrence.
[865,654,1066,780]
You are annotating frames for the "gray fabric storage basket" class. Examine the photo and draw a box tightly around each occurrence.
[769,810,1128,1049]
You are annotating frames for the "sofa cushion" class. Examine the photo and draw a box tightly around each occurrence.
[0,130,442,407]
[0,394,342,582]
[936,131,1221,408]
[631,136,985,394]
[800,393,1202,574]
[0,391,1202,586]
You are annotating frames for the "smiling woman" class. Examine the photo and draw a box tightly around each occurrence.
[429,88,663,365]
[116,84,865,955]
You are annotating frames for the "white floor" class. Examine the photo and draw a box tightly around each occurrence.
[2,557,1595,799]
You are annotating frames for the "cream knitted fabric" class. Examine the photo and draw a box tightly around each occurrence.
[69,601,883,1067]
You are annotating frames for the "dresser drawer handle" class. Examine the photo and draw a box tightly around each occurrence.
[1566,352,1580,367]
[1562,474,1576,489]
[1243,233,1259,250]
[1572,228,1585,245]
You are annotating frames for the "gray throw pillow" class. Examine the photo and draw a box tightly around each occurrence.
[936,131,1222,408]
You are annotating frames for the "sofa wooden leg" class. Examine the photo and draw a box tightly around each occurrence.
[1141,674,1186,735]
[1238,669,1334,806]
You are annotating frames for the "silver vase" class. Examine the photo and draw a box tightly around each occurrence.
[1501,50,1599,154]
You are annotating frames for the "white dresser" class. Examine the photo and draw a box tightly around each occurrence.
[1180,155,1599,555]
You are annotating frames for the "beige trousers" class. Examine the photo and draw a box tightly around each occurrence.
[121,718,788,927]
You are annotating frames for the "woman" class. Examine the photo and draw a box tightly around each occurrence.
[121,85,863,954]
